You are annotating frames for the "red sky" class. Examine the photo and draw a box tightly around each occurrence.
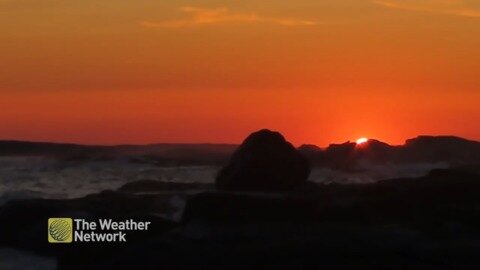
[1,0,479,146]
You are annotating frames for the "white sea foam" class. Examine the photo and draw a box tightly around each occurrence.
[0,156,218,205]
[0,156,449,205]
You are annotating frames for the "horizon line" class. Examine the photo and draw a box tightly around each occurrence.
[0,134,477,149]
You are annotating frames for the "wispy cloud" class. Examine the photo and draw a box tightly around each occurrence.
[141,6,318,28]
[374,0,480,17]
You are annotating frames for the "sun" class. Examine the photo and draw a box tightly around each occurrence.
[356,137,368,145]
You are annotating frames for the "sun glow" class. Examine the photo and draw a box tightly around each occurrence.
[356,137,368,145]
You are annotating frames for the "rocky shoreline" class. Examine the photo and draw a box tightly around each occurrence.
[1,130,480,269]
[0,167,479,269]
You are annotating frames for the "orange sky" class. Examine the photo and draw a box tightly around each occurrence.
[1,0,480,146]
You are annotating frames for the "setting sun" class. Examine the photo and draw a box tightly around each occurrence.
[356,137,368,145]
[1,0,480,147]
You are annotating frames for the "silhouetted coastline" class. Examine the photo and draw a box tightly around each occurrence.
[1,130,480,269]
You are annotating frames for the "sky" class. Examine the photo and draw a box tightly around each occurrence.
[1,0,479,146]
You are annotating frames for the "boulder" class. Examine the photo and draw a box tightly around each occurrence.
[216,129,310,191]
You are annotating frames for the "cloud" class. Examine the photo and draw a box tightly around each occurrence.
[374,0,480,17]
[140,6,318,28]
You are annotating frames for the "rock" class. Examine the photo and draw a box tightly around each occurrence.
[3,169,480,269]
[181,192,317,224]
[399,135,480,163]
[297,144,322,154]
[297,144,323,163]
[216,129,310,191]
[323,141,357,170]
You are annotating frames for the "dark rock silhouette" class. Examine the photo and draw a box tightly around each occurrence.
[297,136,480,170]
[304,139,396,169]
[354,139,396,163]
[297,144,325,165]
[399,135,480,163]
[1,135,480,169]
[1,169,480,269]
[215,129,310,191]
[323,141,357,169]
[297,144,322,154]
[182,192,317,224]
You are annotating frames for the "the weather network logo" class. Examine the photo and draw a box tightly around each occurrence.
[48,218,73,243]
[48,217,151,243]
